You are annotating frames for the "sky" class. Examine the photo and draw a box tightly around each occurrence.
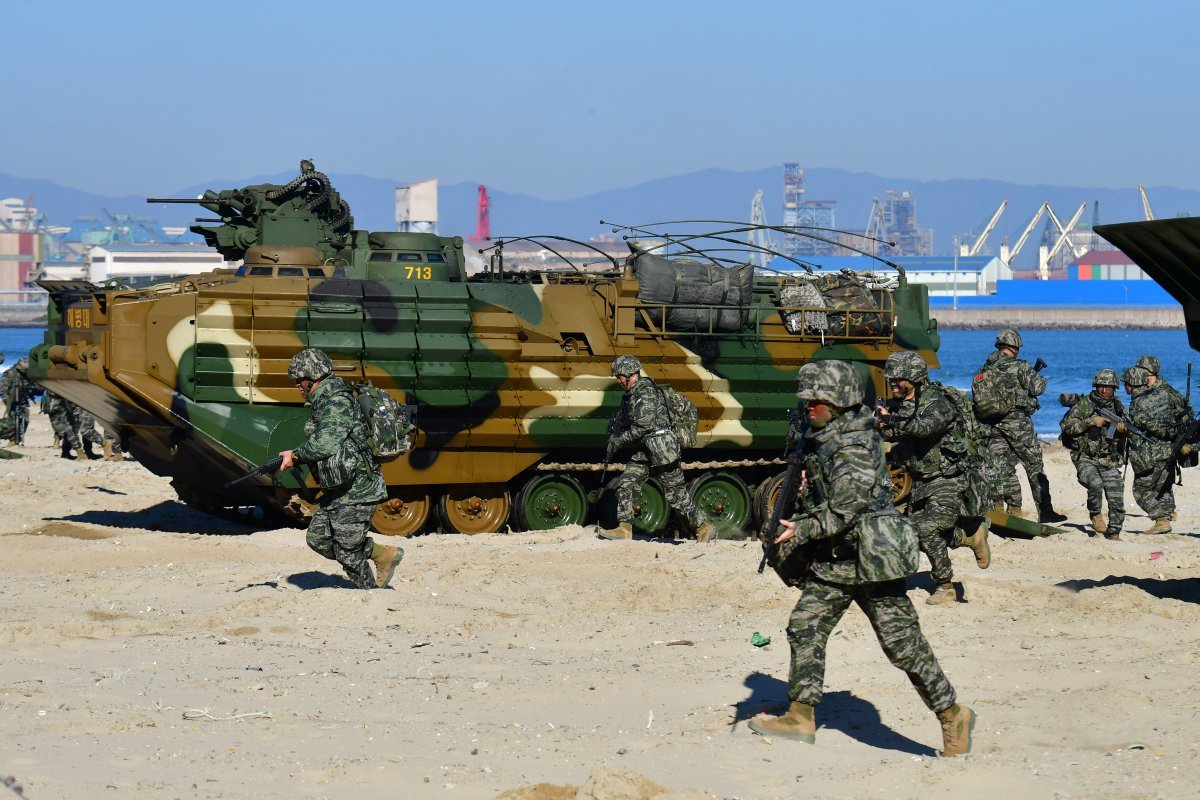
[3,0,1195,199]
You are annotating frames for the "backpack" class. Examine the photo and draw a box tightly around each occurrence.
[935,382,1001,516]
[350,382,414,462]
[657,384,699,449]
[971,364,1015,421]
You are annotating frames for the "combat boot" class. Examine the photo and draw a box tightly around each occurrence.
[370,542,403,589]
[962,520,991,569]
[1005,504,1025,519]
[1145,518,1173,535]
[1039,507,1068,524]
[1104,529,1121,541]
[59,440,76,460]
[102,440,113,460]
[926,583,957,605]
[1090,513,1108,536]
[747,701,816,743]
[597,521,633,540]
[935,703,975,757]
[82,442,100,460]
[695,521,716,543]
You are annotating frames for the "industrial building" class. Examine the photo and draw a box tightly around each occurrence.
[74,243,232,283]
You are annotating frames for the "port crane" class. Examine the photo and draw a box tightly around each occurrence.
[1138,184,1155,221]
[960,198,1008,256]
[1039,201,1088,279]
[1000,201,1049,266]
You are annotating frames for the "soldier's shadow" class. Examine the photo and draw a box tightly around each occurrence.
[1057,575,1200,605]
[734,672,934,756]
[287,571,358,590]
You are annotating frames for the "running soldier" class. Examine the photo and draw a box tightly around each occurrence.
[72,405,105,460]
[1059,369,1127,540]
[877,352,990,606]
[1135,354,1194,426]
[598,355,714,542]
[1122,365,1178,535]
[750,359,975,756]
[975,329,1067,523]
[278,348,403,589]
[42,391,84,459]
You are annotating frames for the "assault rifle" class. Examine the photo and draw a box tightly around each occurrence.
[1033,357,1048,372]
[224,455,285,489]
[1093,406,1148,441]
[758,411,817,577]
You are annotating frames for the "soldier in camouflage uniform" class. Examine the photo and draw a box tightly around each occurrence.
[1122,366,1178,535]
[0,358,37,445]
[42,391,85,459]
[1059,369,1128,540]
[598,355,714,542]
[279,348,403,589]
[877,352,990,606]
[1136,354,1193,523]
[749,360,975,757]
[72,405,105,460]
[977,329,1067,523]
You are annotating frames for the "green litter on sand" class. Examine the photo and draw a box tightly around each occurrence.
[750,632,771,647]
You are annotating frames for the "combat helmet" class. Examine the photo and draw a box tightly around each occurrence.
[796,360,863,407]
[995,328,1023,349]
[1134,354,1161,375]
[884,351,928,385]
[611,355,642,377]
[1093,368,1119,388]
[288,348,333,382]
[1121,366,1150,388]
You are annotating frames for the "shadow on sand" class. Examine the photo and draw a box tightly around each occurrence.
[286,571,358,590]
[45,500,283,536]
[1057,574,1200,605]
[735,672,935,756]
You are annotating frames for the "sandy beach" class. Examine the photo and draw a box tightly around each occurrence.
[2,409,1198,800]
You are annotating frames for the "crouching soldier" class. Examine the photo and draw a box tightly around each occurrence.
[751,359,975,756]
[1059,369,1127,540]
[598,355,715,542]
[278,348,403,589]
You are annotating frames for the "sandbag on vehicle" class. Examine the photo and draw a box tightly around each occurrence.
[779,280,828,333]
[631,252,753,332]
[817,269,891,337]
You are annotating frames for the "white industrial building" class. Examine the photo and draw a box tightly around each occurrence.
[78,242,233,283]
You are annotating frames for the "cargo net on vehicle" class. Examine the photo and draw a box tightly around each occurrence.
[779,269,896,337]
[631,252,754,333]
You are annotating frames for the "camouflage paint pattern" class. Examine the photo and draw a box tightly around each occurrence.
[27,166,941,535]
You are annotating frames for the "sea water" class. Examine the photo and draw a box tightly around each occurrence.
[3,326,1193,437]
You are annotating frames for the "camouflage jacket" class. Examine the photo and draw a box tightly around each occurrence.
[878,383,966,482]
[1127,384,1178,470]
[609,376,680,467]
[0,368,35,410]
[1060,391,1127,468]
[293,375,387,506]
[982,349,1046,415]
[779,404,900,585]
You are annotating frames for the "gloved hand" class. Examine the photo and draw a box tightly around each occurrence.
[1091,416,1107,428]
[1181,443,1194,456]
[1116,422,1128,434]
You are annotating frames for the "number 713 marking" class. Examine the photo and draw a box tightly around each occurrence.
[405,265,432,280]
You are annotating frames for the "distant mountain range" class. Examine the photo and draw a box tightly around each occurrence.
[3,165,1197,268]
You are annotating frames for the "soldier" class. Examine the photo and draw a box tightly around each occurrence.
[750,360,975,756]
[0,358,37,445]
[42,391,85,459]
[598,355,715,542]
[1134,354,1194,425]
[976,329,1067,523]
[1059,370,1128,540]
[72,405,105,460]
[278,348,403,589]
[1122,366,1178,535]
[877,352,990,606]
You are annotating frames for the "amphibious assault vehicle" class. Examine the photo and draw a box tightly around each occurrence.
[28,162,941,537]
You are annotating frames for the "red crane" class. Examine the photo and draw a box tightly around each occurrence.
[473,185,491,241]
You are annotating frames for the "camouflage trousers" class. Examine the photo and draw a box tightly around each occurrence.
[614,460,703,533]
[908,476,962,587]
[307,501,376,589]
[786,576,956,712]
[48,407,81,449]
[74,409,105,446]
[1132,460,1175,522]
[1075,459,1125,535]
[987,414,1047,512]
